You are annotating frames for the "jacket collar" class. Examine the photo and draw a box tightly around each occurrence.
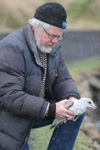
[24,24,43,67]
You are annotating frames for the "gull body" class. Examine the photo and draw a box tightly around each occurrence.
[50,97,97,128]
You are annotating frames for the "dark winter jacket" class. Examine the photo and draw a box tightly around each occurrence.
[0,24,80,150]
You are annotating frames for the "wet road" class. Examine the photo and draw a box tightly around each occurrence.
[60,31,100,62]
[0,31,100,63]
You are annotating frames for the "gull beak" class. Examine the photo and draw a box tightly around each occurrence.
[92,104,97,110]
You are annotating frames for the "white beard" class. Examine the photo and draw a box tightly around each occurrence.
[35,36,54,53]
[37,44,53,53]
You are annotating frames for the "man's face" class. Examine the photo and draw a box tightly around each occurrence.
[34,26,64,53]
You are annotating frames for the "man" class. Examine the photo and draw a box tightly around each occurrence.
[0,2,85,150]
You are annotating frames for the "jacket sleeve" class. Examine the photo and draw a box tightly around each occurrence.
[53,50,80,100]
[0,49,48,119]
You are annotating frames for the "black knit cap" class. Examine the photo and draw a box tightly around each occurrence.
[34,2,67,29]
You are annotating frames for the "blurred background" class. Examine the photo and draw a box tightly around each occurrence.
[0,0,100,150]
[0,0,100,32]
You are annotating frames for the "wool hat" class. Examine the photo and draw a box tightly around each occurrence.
[34,2,67,29]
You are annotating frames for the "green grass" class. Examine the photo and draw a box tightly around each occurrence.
[68,0,93,14]
[67,0,100,22]
[28,57,100,150]
[74,131,94,150]
[4,13,23,28]
[0,10,27,29]
[29,125,53,150]
[67,56,100,80]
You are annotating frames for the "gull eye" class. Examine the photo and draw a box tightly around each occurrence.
[89,101,91,104]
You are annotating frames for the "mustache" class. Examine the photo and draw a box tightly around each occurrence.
[46,43,55,46]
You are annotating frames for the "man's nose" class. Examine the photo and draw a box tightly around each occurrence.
[51,37,58,44]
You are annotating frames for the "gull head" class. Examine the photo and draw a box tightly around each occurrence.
[80,97,97,110]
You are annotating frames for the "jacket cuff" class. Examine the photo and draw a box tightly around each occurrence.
[40,100,50,119]
[45,104,56,119]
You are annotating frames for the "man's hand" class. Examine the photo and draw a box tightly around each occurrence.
[68,96,78,101]
[55,99,75,119]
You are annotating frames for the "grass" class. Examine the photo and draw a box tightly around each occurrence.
[67,0,94,17]
[28,57,100,150]
[66,0,100,30]
[29,125,53,150]
[67,56,100,80]
[74,131,94,150]
[69,0,100,21]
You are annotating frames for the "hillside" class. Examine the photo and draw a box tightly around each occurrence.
[0,0,100,33]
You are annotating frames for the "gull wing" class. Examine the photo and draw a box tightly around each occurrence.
[50,100,74,129]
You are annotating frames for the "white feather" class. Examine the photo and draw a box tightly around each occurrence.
[50,97,97,129]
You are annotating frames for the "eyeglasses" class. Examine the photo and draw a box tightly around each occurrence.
[43,28,63,41]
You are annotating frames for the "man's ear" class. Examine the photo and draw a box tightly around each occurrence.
[33,26,37,34]
[33,26,39,37]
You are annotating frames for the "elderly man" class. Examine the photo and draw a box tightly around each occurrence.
[0,2,85,150]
